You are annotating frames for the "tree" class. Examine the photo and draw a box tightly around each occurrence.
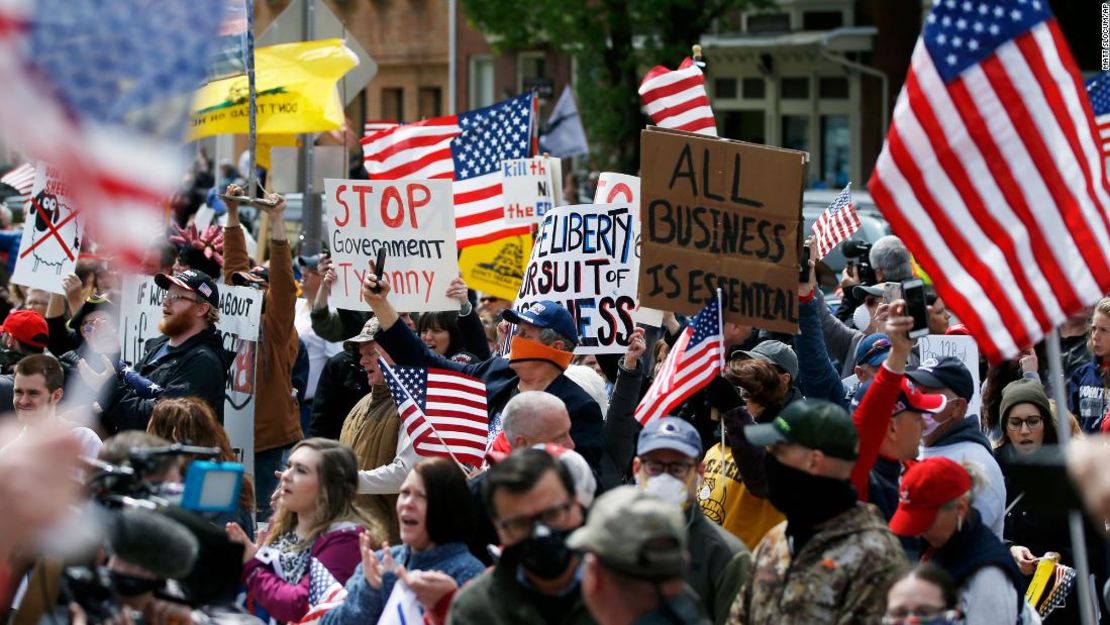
[461,0,765,173]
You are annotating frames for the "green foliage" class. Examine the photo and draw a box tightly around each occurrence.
[461,0,766,172]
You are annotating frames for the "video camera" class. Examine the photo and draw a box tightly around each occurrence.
[841,240,878,287]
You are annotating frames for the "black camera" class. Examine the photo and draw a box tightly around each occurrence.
[841,240,878,286]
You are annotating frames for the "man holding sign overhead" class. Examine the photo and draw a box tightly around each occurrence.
[360,269,604,469]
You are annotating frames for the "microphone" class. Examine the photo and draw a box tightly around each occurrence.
[107,508,199,580]
[130,444,222,459]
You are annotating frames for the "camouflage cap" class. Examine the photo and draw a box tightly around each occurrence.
[566,485,686,580]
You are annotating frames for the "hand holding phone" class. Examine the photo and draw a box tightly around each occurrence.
[902,279,929,339]
[370,249,386,294]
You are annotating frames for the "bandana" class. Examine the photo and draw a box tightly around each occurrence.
[508,336,573,370]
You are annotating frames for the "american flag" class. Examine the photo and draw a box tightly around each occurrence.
[1086,73,1110,157]
[811,183,861,259]
[635,290,725,427]
[364,120,400,137]
[360,94,535,248]
[0,163,35,206]
[0,0,223,265]
[379,361,489,467]
[868,0,1110,363]
[638,58,717,136]
[296,559,347,625]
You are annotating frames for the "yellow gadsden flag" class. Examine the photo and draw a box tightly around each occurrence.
[190,39,357,140]
[460,234,534,301]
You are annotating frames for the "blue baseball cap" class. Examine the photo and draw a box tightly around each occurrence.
[637,417,702,459]
[501,301,578,344]
[855,333,892,367]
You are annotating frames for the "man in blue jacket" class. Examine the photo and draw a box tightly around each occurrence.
[359,269,604,468]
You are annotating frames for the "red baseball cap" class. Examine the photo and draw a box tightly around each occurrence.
[889,457,972,537]
[2,309,49,349]
[893,378,948,415]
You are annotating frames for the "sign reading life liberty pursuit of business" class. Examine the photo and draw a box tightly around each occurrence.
[502,157,562,226]
[638,127,806,333]
[514,203,639,354]
[11,163,85,294]
[324,179,459,313]
[119,275,261,472]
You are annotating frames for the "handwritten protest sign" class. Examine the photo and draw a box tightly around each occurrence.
[11,163,84,294]
[917,334,983,419]
[119,275,262,471]
[503,157,560,226]
[592,174,662,327]
[514,203,639,354]
[638,127,806,333]
[460,234,534,301]
[324,179,458,312]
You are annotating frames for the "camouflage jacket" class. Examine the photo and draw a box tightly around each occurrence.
[728,503,907,625]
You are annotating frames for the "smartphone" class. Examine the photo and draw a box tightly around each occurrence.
[882,281,904,305]
[371,248,386,293]
[798,245,812,283]
[902,278,929,339]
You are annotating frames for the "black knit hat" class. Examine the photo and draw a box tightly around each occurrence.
[68,294,115,332]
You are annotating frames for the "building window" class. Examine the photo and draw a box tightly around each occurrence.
[382,88,404,122]
[818,77,849,99]
[469,56,495,109]
[803,11,844,31]
[781,115,809,153]
[781,77,809,100]
[720,110,765,144]
[822,115,850,187]
[418,87,442,119]
[746,12,790,34]
[715,78,738,99]
[518,52,545,94]
[742,78,765,99]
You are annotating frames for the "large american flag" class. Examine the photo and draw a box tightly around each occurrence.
[360,94,535,248]
[638,58,717,136]
[811,183,861,259]
[380,361,489,467]
[0,0,223,265]
[635,290,725,427]
[1086,73,1110,157]
[868,0,1110,363]
[0,163,35,207]
[296,559,347,625]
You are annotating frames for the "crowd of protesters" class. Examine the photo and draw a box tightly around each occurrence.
[3,180,1110,625]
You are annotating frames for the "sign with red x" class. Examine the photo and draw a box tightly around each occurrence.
[11,163,85,294]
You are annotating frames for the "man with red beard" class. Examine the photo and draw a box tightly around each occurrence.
[97,268,230,433]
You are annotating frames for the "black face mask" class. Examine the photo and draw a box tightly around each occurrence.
[503,523,575,580]
[109,571,164,597]
[763,453,857,529]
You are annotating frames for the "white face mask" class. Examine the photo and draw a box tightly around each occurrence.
[922,412,944,438]
[853,304,872,331]
[638,473,691,507]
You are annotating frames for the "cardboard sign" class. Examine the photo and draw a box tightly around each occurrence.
[503,157,560,225]
[324,179,459,312]
[11,163,84,294]
[119,276,261,471]
[514,203,639,354]
[638,128,806,333]
[460,234,534,301]
[917,334,983,419]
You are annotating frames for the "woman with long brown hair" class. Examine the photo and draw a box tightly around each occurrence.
[225,438,381,623]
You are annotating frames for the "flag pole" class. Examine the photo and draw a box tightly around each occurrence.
[1046,330,1097,625]
[245,0,257,199]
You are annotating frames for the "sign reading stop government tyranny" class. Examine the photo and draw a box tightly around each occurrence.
[638,127,806,333]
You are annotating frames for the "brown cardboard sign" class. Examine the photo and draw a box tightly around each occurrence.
[638,127,806,333]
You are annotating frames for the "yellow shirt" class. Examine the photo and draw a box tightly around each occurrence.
[699,443,785,550]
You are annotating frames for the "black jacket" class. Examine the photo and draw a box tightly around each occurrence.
[308,349,370,440]
[100,326,231,433]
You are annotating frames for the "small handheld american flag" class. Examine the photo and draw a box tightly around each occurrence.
[634,290,725,427]
[1086,72,1110,158]
[0,163,35,208]
[380,361,489,468]
[811,183,861,259]
[296,559,347,625]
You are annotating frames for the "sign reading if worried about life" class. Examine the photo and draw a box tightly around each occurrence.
[638,127,806,333]
[324,179,459,313]
[11,163,84,294]
[514,203,639,354]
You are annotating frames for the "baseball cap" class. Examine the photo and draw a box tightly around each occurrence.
[906,356,975,401]
[637,417,701,459]
[852,284,885,300]
[566,485,686,581]
[892,377,948,415]
[155,269,220,308]
[68,294,115,332]
[743,399,860,460]
[855,333,891,367]
[501,301,578,344]
[2,310,48,349]
[231,266,270,288]
[735,340,799,380]
[945,323,971,336]
[889,457,972,537]
[343,317,381,351]
[296,254,323,271]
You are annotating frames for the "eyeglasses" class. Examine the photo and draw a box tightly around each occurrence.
[641,459,696,479]
[164,293,198,305]
[496,500,575,539]
[881,609,962,624]
[1006,416,1043,431]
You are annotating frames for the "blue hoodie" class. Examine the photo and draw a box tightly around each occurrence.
[1067,356,1106,432]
